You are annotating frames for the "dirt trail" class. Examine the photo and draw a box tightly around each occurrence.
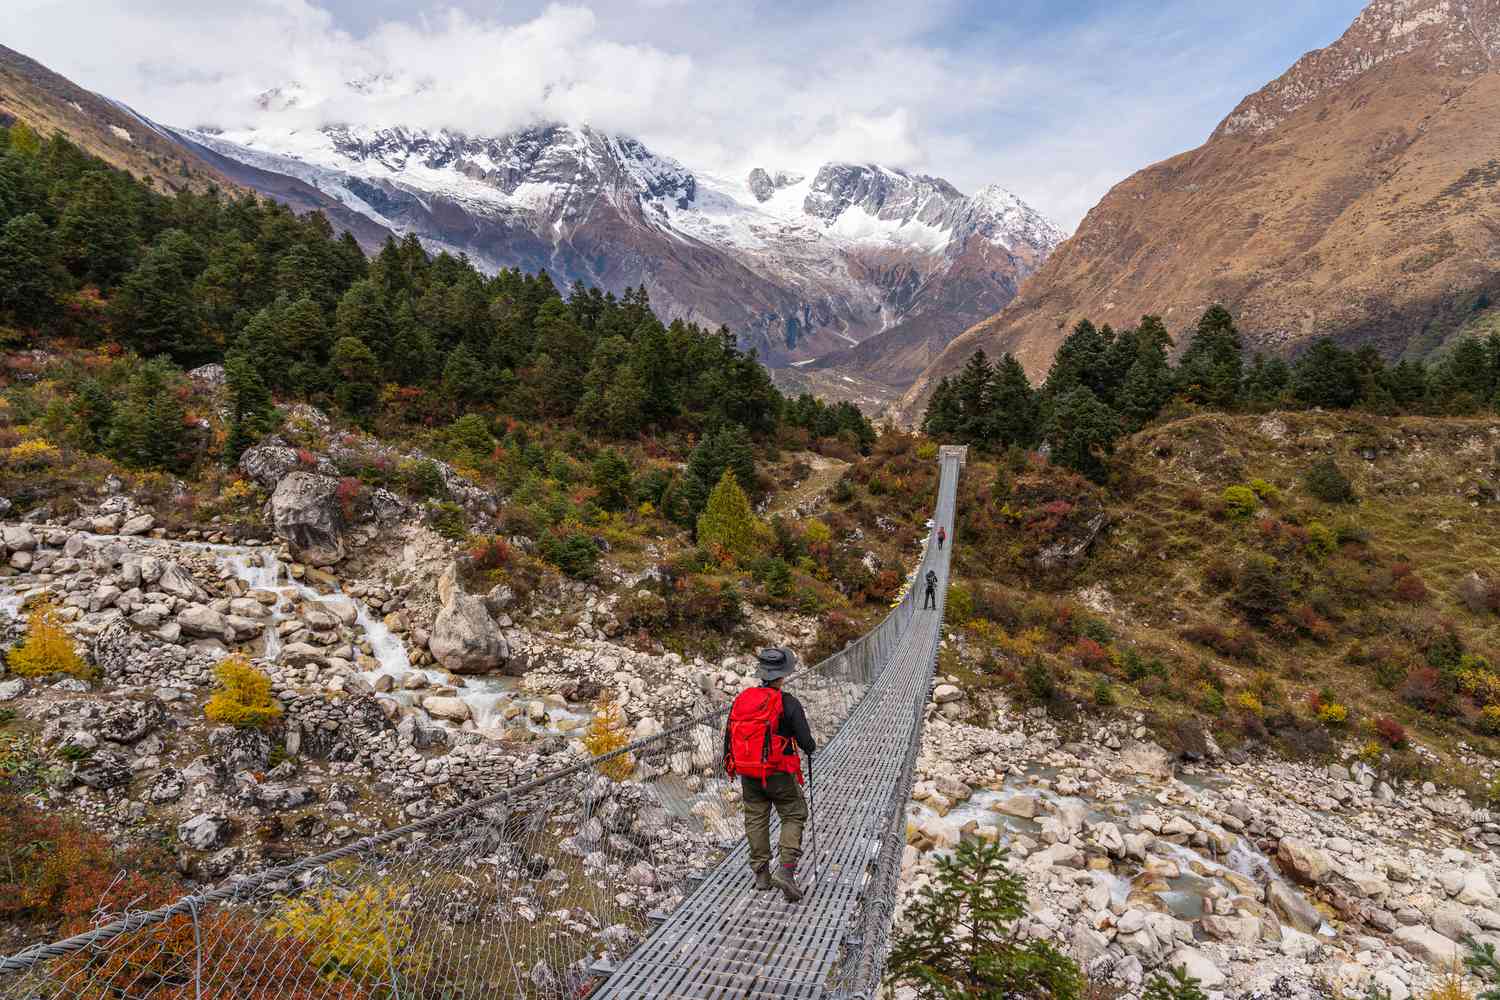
[764,452,850,518]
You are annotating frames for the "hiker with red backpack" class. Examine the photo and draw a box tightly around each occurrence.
[937,525,946,550]
[724,647,817,902]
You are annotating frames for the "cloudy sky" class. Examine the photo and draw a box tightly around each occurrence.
[8,0,1368,229]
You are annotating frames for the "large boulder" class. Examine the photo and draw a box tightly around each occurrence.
[177,604,233,641]
[1276,837,1333,885]
[1393,925,1460,966]
[178,813,234,851]
[1267,880,1323,933]
[1167,947,1225,989]
[430,595,510,674]
[270,472,345,566]
[240,444,300,490]
[1118,740,1174,781]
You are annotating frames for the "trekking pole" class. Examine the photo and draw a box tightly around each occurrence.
[803,750,818,893]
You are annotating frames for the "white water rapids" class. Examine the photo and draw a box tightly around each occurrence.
[0,533,588,736]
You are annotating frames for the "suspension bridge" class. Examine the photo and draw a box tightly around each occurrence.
[0,447,963,1000]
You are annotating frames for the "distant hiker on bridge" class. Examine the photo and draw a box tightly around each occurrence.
[724,646,816,903]
[937,525,946,550]
[922,568,938,609]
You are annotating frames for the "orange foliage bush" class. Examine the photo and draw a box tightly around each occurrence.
[63,910,373,1000]
[0,793,179,938]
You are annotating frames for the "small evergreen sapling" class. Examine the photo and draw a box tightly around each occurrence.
[885,838,1081,999]
[1142,966,1209,1000]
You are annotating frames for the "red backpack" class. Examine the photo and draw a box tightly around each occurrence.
[726,687,802,784]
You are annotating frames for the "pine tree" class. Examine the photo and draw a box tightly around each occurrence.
[0,212,64,325]
[1118,321,1175,428]
[108,359,188,471]
[1291,338,1360,409]
[1043,387,1121,483]
[1243,353,1290,407]
[109,229,207,362]
[335,278,395,359]
[223,353,277,464]
[441,342,489,405]
[954,351,994,445]
[1434,336,1494,412]
[330,336,381,417]
[679,425,756,523]
[56,171,137,288]
[591,449,634,512]
[72,378,114,449]
[989,353,1039,448]
[1178,305,1243,407]
[696,468,759,561]
[921,376,962,439]
[886,839,1081,1000]
[1042,319,1107,399]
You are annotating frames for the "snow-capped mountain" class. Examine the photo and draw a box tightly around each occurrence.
[171,114,1063,379]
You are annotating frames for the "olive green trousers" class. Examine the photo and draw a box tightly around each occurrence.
[741,773,807,869]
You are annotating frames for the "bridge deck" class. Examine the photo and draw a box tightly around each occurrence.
[595,453,960,999]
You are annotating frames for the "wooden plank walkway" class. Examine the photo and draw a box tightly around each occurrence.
[595,452,961,999]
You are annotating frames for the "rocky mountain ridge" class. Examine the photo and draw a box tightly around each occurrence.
[173,113,1062,377]
[899,0,1500,423]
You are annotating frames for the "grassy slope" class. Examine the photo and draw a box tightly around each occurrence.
[836,414,1500,780]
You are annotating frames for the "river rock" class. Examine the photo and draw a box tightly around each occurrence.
[157,562,207,602]
[1277,837,1332,885]
[1267,880,1322,933]
[270,472,345,566]
[177,604,233,641]
[430,595,510,674]
[239,444,302,490]
[1168,946,1226,988]
[178,813,234,851]
[1118,740,1174,781]
[119,514,155,536]
[1,525,36,552]
[994,794,1040,819]
[1392,924,1460,966]
[424,696,472,723]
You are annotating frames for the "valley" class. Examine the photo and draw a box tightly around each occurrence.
[5,0,1500,997]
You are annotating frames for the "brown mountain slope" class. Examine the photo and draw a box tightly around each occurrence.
[0,43,238,195]
[0,45,395,252]
[897,0,1500,422]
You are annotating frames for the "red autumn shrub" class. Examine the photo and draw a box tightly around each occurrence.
[1393,572,1428,603]
[1292,604,1336,643]
[467,535,512,571]
[295,448,316,467]
[1400,667,1451,714]
[335,476,361,521]
[0,793,181,939]
[1373,716,1407,748]
[1071,637,1110,670]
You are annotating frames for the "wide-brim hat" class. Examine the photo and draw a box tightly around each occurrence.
[755,646,798,682]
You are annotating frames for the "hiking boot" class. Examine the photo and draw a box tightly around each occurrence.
[771,864,804,903]
[752,864,774,891]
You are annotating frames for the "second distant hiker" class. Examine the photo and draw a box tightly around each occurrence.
[724,647,816,902]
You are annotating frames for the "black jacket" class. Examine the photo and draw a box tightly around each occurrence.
[723,686,817,762]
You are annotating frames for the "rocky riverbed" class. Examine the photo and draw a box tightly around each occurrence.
[899,680,1500,998]
[0,503,816,898]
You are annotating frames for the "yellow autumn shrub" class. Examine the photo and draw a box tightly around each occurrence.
[6,438,60,469]
[584,691,635,781]
[7,602,92,679]
[204,654,282,729]
[268,883,428,982]
[1316,702,1349,726]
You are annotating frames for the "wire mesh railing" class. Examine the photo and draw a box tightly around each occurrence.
[0,455,959,1000]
